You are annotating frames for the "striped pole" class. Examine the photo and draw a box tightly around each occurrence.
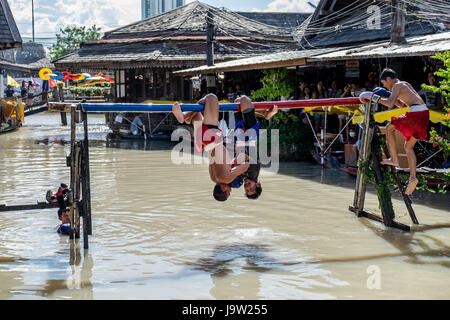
[80,98,361,113]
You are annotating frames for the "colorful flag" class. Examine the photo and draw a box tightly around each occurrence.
[31,76,40,88]
[6,75,20,87]
[49,79,57,87]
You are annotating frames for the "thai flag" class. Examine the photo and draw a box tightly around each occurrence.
[31,76,40,88]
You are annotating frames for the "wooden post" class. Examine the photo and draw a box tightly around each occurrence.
[60,112,67,126]
[370,133,396,227]
[206,9,216,94]
[69,108,76,239]
[82,111,92,237]
[351,101,376,216]
[391,0,407,44]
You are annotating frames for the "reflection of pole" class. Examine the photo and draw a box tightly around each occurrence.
[320,128,325,168]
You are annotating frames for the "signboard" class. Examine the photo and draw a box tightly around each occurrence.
[345,60,360,78]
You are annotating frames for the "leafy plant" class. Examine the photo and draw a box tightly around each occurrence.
[50,25,102,61]
[422,51,450,158]
[251,68,295,101]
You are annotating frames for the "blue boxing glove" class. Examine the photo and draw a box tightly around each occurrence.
[373,87,391,98]
[229,176,243,189]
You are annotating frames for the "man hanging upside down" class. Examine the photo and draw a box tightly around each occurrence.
[172,94,250,201]
[171,94,278,201]
[359,68,430,195]
[229,95,278,200]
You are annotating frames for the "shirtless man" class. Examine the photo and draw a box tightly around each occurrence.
[230,95,278,199]
[172,94,250,201]
[359,68,430,195]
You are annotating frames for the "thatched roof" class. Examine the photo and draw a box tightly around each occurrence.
[0,0,22,49]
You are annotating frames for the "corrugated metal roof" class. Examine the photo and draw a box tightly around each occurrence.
[173,47,341,75]
[309,32,450,61]
[173,31,450,76]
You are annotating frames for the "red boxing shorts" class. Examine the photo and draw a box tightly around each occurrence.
[391,105,429,142]
[195,124,224,153]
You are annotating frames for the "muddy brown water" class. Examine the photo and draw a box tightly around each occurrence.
[0,112,449,299]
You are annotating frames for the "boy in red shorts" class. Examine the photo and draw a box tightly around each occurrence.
[359,68,430,195]
[172,94,250,201]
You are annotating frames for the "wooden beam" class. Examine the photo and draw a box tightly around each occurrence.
[0,202,59,212]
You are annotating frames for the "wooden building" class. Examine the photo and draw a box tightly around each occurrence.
[176,0,449,90]
[53,1,298,103]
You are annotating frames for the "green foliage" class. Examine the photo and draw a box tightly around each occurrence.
[250,68,294,101]
[68,86,105,96]
[50,25,102,61]
[421,51,450,158]
[261,112,314,161]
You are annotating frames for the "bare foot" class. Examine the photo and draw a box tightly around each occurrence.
[405,178,418,195]
[265,105,278,120]
[380,158,399,167]
[172,102,185,124]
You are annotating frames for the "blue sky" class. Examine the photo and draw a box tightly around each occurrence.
[9,0,319,46]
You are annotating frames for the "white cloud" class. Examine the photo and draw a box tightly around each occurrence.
[264,0,319,12]
[9,0,141,38]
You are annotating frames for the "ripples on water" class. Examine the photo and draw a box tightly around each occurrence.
[0,112,449,300]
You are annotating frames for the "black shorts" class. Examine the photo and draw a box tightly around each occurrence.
[234,108,257,130]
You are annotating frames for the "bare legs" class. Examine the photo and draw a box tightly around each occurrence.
[381,124,400,167]
[404,137,418,195]
[381,124,419,195]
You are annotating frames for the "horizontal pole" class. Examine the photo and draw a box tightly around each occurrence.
[0,202,59,212]
[81,98,361,113]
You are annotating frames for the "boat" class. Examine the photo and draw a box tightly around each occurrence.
[0,97,24,134]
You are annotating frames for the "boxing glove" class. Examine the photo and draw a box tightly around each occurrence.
[373,87,391,98]
[359,91,380,104]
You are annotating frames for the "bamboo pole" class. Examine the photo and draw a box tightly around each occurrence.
[351,101,375,216]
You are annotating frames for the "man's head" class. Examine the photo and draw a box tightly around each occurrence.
[213,184,231,202]
[244,178,262,200]
[380,68,397,90]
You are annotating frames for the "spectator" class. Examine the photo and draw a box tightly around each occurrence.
[226,86,236,101]
[351,82,363,97]
[418,72,444,108]
[328,80,342,98]
[313,81,327,132]
[316,81,328,99]
[215,83,225,100]
[27,81,36,107]
[341,83,353,98]
[235,84,244,98]
[298,81,307,99]
[4,85,14,97]
[20,81,27,100]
